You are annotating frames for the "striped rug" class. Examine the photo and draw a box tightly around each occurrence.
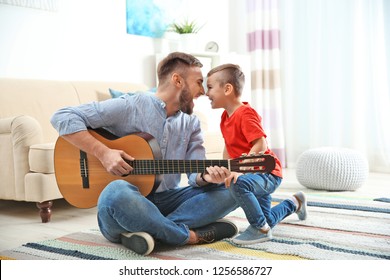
[1,194,389,260]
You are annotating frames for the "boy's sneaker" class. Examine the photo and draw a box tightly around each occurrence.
[232,225,272,245]
[120,232,155,255]
[294,192,307,221]
[293,191,308,220]
[194,219,238,244]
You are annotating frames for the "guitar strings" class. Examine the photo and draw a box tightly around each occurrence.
[78,159,267,175]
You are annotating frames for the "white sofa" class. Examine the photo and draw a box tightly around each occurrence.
[0,78,223,222]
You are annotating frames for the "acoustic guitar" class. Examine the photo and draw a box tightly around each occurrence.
[54,129,276,208]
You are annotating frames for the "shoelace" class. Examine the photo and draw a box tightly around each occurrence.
[197,230,215,243]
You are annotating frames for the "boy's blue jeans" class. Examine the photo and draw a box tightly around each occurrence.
[229,173,296,229]
[97,180,238,246]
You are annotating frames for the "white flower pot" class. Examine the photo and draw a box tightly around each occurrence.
[179,33,202,52]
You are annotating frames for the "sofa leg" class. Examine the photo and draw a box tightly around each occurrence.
[36,201,53,223]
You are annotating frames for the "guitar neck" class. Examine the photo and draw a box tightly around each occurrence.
[129,159,230,175]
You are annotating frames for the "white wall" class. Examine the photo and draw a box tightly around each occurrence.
[0,0,246,87]
[0,1,149,84]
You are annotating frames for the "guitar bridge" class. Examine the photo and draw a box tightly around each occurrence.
[80,150,89,189]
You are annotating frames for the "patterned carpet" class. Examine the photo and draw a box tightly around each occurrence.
[1,194,389,260]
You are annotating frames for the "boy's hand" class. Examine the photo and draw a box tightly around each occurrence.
[225,172,243,187]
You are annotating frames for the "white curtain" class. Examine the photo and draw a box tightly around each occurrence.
[279,0,390,173]
[246,0,286,167]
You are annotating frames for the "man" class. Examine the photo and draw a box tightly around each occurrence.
[51,52,238,255]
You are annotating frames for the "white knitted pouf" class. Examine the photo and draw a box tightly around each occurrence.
[296,147,369,191]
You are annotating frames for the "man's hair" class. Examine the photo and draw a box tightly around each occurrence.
[157,52,203,84]
[207,64,245,96]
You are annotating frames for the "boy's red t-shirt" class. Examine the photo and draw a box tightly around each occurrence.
[220,102,282,178]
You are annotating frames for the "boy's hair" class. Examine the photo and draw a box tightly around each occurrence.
[207,64,245,96]
[157,52,203,84]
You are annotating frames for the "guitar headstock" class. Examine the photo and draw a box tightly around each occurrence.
[230,154,276,173]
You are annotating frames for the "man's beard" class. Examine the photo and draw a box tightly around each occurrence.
[179,88,194,115]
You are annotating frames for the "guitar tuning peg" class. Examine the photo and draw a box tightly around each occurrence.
[240,153,247,158]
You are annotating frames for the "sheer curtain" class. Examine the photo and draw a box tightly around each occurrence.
[278,0,390,173]
[246,0,286,167]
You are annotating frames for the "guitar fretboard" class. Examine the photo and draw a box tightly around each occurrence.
[128,159,230,175]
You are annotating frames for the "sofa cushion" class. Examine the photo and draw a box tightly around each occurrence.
[0,79,81,143]
[203,131,224,158]
[25,173,62,202]
[29,143,55,173]
[72,81,149,104]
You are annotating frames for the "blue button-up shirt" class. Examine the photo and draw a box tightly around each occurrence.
[50,93,206,192]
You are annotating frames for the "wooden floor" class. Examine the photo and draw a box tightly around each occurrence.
[1,168,389,251]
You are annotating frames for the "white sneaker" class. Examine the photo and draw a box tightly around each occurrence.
[294,191,308,220]
[232,225,272,245]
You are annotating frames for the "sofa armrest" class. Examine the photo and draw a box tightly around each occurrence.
[0,115,43,200]
[29,142,55,173]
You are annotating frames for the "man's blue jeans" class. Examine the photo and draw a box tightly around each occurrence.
[229,173,296,229]
[97,180,238,246]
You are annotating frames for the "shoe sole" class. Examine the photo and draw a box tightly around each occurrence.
[232,235,272,245]
[294,191,308,220]
[120,232,154,255]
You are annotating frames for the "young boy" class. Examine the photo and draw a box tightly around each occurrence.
[206,64,307,245]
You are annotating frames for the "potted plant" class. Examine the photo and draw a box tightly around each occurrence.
[166,19,204,52]
[170,19,203,34]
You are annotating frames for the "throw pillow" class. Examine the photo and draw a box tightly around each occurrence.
[109,88,157,98]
